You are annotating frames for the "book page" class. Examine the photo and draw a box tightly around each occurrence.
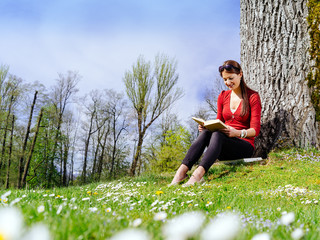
[191,117,205,125]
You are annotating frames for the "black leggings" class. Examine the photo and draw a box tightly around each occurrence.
[181,130,254,172]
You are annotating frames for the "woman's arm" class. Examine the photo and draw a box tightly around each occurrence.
[219,126,256,138]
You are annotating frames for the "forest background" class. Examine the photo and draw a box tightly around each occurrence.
[0,0,240,189]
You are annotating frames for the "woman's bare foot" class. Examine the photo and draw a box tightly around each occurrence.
[183,166,205,186]
[169,164,189,185]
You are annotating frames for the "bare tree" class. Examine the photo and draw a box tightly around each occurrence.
[18,90,38,188]
[21,108,43,188]
[48,71,79,188]
[204,76,228,115]
[5,115,15,189]
[240,0,319,157]
[105,90,128,178]
[81,90,108,183]
[124,54,183,176]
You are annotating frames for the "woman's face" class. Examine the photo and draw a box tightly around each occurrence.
[221,71,242,91]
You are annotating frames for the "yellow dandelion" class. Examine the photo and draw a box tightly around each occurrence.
[156,191,164,195]
[188,204,193,207]
[226,206,231,209]
[93,192,98,195]
[87,191,92,194]
[56,195,61,198]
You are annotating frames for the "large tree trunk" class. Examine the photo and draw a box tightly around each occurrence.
[240,0,320,158]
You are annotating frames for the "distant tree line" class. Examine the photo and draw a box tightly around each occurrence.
[0,54,222,189]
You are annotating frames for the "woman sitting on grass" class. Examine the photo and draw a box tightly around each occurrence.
[170,60,262,186]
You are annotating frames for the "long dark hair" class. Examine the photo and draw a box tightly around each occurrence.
[219,60,250,117]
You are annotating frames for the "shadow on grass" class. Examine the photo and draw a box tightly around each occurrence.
[207,165,238,180]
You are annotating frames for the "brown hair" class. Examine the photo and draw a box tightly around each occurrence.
[219,60,250,117]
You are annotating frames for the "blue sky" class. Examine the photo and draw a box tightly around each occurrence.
[0,0,240,120]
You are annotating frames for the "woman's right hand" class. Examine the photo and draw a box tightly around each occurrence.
[198,124,205,132]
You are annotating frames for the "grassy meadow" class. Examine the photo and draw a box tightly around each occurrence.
[1,148,320,240]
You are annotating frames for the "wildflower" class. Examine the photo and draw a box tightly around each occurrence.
[291,228,304,240]
[276,207,281,211]
[156,191,164,195]
[201,212,240,240]
[106,208,112,213]
[10,198,22,207]
[149,207,157,212]
[0,207,23,240]
[132,218,142,227]
[49,194,55,197]
[82,197,90,201]
[23,224,51,240]
[89,207,98,213]
[56,205,63,215]
[109,229,150,240]
[37,205,45,213]
[226,206,231,210]
[280,212,295,226]
[154,212,167,221]
[93,192,98,195]
[251,232,270,240]
[163,211,205,240]
[0,191,11,200]
[151,200,159,207]
[87,191,92,195]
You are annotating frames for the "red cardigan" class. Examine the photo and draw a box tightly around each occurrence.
[216,89,262,148]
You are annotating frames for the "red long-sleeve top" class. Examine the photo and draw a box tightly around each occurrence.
[216,89,262,148]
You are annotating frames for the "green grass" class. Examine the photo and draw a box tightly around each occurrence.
[1,148,320,239]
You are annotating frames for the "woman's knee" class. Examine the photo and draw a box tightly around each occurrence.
[196,129,212,141]
[210,131,225,141]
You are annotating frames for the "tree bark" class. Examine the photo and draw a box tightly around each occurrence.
[18,90,38,188]
[21,108,43,188]
[240,0,319,157]
[5,115,15,189]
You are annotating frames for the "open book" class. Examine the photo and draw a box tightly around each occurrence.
[192,117,227,131]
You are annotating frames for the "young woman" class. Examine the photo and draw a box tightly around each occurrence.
[170,60,262,186]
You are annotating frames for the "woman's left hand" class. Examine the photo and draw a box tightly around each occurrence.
[219,126,240,138]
